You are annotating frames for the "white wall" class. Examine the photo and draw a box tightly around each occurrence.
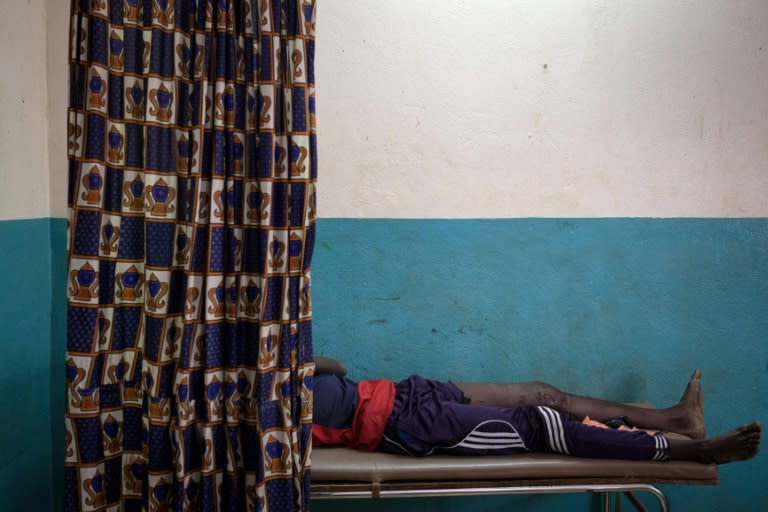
[47,0,70,219]
[2,1,766,221]
[0,0,51,220]
[317,0,768,218]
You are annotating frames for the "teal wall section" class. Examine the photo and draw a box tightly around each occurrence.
[0,218,67,511]
[1,217,766,511]
[311,218,768,512]
[50,218,68,511]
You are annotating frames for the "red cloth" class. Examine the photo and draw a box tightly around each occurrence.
[312,379,396,451]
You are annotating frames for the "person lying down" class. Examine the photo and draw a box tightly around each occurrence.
[311,356,761,464]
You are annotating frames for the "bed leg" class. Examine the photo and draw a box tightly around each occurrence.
[601,491,611,512]
[601,488,665,512]
[599,491,621,512]
[645,486,668,512]
[624,491,648,512]
[622,488,667,512]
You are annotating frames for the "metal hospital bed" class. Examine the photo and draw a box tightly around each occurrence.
[310,447,717,511]
[310,415,718,512]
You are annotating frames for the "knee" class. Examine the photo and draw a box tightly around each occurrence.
[530,381,566,408]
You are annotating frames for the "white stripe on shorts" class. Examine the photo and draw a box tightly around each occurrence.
[441,419,528,453]
[537,406,570,455]
[653,434,670,461]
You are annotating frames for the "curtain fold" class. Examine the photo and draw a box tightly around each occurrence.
[64,1,317,510]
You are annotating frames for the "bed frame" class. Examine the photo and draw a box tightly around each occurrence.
[310,446,718,512]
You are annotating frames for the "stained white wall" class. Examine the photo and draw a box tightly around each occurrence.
[0,0,51,220]
[48,0,70,219]
[317,0,768,218]
[2,1,766,220]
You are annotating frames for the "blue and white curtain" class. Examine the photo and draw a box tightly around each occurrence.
[64,1,317,510]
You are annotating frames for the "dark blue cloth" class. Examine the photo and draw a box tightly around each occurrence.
[313,374,358,428]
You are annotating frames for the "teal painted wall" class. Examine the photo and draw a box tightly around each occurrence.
[311,218,768,512]
[0,218,67,512]
[2,217,766,511]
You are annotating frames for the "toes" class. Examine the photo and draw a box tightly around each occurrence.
[682,370,703,402]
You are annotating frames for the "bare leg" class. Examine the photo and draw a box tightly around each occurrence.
[668,422,762,464]
[456,370,706,438]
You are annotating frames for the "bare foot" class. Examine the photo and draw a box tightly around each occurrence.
[669,369,706,439]
[697,422,762,464]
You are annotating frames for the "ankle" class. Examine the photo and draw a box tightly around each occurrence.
[693,439,713,464]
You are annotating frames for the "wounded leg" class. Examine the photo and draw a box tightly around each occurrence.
[535,407,761,465]
[456,370,706,439]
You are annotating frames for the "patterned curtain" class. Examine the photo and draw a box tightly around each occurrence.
[64,1,316,510]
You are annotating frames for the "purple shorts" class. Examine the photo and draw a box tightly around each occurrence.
[378,375,541,456]
[377,375,670,461]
